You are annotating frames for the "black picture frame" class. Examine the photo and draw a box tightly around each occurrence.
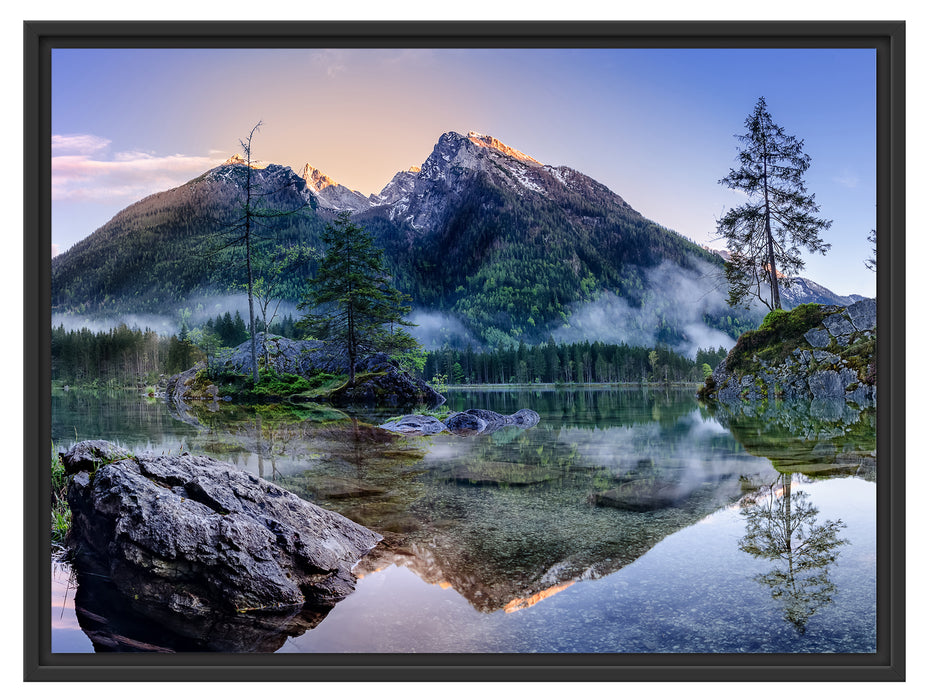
[24,20,906,682]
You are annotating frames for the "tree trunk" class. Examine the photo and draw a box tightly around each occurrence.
[761,136,782,310]
[347,305,356,387]
[246,234,259,383]
[244,135,259,384]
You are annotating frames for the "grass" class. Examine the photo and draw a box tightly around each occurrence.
[193,368,347,404]
[50,445,70,547]
[384,406,453,423]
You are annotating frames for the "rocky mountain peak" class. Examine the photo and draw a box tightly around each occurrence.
[299,164,338,192]
[298,163,370,212]
[466,131,542,165]
[221,154,265,169]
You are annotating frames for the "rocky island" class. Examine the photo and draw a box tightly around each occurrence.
[166,333,445,408]
[699,299,876,404]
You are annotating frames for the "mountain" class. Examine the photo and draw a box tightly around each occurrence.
[51,130,858,353]
[355,130,751,350]
[51,159,324,314]
[779,277,867,307]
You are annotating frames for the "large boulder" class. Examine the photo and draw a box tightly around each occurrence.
[378,414,448,435]
[326,354,445,407]
[63,441,382,628]
[443,411,488,435]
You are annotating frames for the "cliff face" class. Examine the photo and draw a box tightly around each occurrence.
[700,299,876,404]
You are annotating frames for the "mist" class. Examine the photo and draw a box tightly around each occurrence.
[52,312,178,335]
[552,258,748,358]
[51,293,303,337]
[407,309,479,350]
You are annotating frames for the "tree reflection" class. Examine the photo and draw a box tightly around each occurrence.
[738,473,849,633]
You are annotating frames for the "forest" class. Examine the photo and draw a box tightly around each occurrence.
[421,341,728,386]
[50,320,727,389]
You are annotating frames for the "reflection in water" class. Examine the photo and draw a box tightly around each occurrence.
[738,473,849,634]
[68,560,335,652]
[51,387,876,653]
[706,398,876,479]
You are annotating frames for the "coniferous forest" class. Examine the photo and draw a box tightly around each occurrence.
[51,320,727,389]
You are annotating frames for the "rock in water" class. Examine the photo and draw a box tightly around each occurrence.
[378,414,448,435]
[443,411,488,435]
[379,409,541,436]
[64,441,382,623]
[700,301,876,404]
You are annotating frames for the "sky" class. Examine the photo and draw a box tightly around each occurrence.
[51,47,877,297]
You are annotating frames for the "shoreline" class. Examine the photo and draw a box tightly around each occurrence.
[441,381,703,390]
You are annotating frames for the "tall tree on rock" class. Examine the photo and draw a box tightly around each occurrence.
[717,97,832,310]
[298,212,418,386]
[209,122,313,382]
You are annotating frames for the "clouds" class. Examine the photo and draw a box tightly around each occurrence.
[52,133,111,155]
[832,170,860,189]
[52,132,221,203]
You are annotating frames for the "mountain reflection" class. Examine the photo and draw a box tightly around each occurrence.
[173,392,788,618]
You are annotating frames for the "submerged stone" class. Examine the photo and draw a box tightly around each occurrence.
[379,409,542,437]
[444,411,488,435]
[379,414,447,435]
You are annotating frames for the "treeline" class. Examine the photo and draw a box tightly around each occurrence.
[51,324,199,385]
[419,340,728,386]
[52,321,728,389]
[199,310,248,347]
[51,311,303,386]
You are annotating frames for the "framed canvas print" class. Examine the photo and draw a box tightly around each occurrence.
[24,20,905,681]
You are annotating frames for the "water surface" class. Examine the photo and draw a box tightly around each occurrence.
[51,387,876,653]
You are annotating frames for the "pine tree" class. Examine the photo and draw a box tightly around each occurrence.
[717,97,832,310]
[866,229,877,271]
[297,212,418,386]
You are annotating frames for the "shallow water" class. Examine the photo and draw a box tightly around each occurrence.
[51,386,876,653]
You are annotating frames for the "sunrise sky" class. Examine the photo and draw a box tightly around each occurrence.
[51,47,877,297]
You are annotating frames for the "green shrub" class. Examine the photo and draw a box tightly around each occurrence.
[256,372,313,395]
[50,447,70,546]
[726,303,828,374]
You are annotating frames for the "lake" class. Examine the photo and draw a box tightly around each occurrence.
[51,386,876,654]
